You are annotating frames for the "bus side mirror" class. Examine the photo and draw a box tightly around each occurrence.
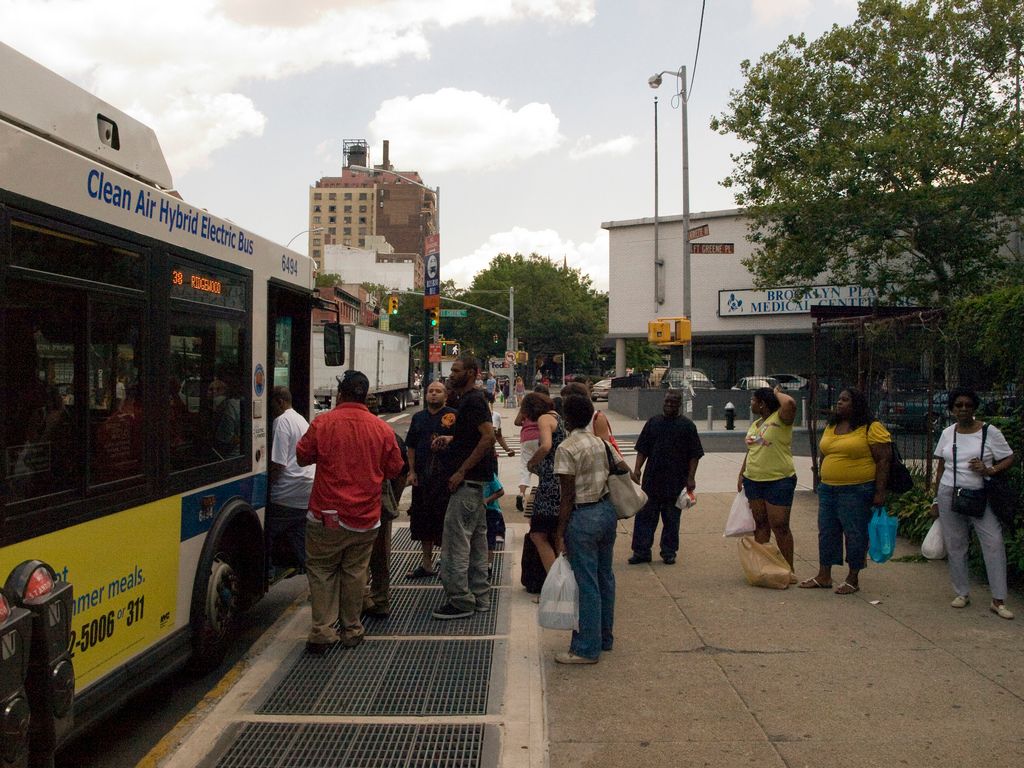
[323,323,344,367]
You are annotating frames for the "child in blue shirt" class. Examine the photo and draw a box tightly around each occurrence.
[483,472,506,576]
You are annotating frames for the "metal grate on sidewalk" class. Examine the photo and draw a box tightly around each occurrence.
[362,587,502,636]
[391,525,509,553]
[212,722,492,768]
[389,551,506,586]
[258,639,497,716]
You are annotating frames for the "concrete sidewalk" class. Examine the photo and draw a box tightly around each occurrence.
[539,489,1024,768]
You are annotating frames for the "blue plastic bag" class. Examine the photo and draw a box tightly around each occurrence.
[868,506,899,564]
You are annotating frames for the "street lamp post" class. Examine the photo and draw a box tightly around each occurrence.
[349,164,440,388]
[285,226,324,249]
[650,66,693,413]
[648,66,690,320]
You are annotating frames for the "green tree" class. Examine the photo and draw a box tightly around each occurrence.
[315,272,342,288]
[626,339,666,371]
[712,0,1024,306]
[443,253,607,372]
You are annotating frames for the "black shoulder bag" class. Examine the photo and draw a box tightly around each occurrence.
[982,424,1016,528]
[888,441,914,494]
[952,425,987,518]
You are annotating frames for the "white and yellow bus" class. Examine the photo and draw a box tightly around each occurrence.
[0,42,338,759]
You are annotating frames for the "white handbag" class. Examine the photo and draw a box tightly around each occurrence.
[538,554,579,630]
[724,491,756,537]
[603,441,647,519]
[921,518,947,560]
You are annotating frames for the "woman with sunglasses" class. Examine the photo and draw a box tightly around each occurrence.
[932,388,1015,619]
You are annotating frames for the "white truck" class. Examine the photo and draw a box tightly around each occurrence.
[313,324,413,412]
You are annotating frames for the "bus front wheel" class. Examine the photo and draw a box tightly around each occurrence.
[190,554,240,673]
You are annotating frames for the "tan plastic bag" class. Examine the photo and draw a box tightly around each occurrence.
[737,536,791,589]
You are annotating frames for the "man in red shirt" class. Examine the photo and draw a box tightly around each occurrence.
[296,370,405,653]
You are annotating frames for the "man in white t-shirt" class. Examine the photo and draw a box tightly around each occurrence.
[267,386,315,577]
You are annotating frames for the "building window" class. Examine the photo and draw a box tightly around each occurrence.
[343,227,351,235]
[344,216,351,224]
[329,216,336,223]
[358,238,365,246]
[313,193,321,200]
[313,205,321,212]
[359,205,367,213]
[359,217,367,225]
[344,205,352,213]
[344,192,352,200]
[328,205,336,212]
[313,248,320,257]
[313,216,321,224]
[328,193,336,200]
[358,227,367,236]
[359,193,368,201]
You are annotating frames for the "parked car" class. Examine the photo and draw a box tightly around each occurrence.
[731,376,780,391]
[767,373,809,391]
[879,389,948,433]
[660,367,716,390]
[590,378,612,401]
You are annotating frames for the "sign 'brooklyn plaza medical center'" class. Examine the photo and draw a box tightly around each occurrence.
[718,284,913,317]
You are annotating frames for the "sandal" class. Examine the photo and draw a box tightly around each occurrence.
[834,581,859,595]
[798,577,832,589]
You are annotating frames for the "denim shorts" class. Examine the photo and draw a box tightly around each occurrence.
[743,475,797,507]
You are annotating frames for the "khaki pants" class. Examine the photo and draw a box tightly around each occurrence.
[305,521,377,644]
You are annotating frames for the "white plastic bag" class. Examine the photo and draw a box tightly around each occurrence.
[675,488,696,510]
[724,491,756,538]
[921,518,947,560]
[538,554,579,630]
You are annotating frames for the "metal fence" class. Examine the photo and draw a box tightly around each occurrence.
[806,307,1008,487]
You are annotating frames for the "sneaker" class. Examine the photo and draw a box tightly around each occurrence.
[516,495,524,511]
[432,603,474,620]
[661,555,676,565]
[555,651,598,665]
[627,554,651,565]
[340,634,365,648]
[951,595,970,609]
[363,606,390,619]
[406,566,437,579]
[474,602,491,613]
[305,640,337,656]
[990,603,1015,620]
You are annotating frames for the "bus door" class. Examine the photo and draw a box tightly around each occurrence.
[267,283,312,420]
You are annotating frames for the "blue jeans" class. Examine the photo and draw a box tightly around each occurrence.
[566,498,617,659]
[440,484,490,612]
[817,481,875,570]
[631,498,681,559]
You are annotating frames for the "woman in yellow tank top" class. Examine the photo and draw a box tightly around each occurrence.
[738,386,798,574]
[798,387,891,595]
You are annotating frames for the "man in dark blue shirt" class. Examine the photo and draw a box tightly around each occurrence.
[629,391,704,565]
[404,381,457,578]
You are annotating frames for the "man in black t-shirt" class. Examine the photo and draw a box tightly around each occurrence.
[430,353,496,619]
[629,391,704,565]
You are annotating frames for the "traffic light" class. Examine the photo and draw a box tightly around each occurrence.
[429,307,439,327]
[387,295,399,315]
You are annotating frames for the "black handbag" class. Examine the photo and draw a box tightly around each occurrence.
[888,441,914,494]
[952,425,988,518]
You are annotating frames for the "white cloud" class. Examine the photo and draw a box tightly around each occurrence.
[0,0,593,175]
[445,227,609,289]
[751,0,812,25]
[368,89,563,172]
[569,134,637,161]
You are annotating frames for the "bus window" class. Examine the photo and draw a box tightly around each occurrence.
[89,304,144,485]
[3,283,81,502]
[169,315,246,471]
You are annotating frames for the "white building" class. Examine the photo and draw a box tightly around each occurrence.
[321,240,416,291]
[604,208,892,387]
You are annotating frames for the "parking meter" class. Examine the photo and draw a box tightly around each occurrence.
[4,563,74,767]
[0,589,31,768]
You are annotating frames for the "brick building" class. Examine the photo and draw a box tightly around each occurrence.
[308,140,437,289]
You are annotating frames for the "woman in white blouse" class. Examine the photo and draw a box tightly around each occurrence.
[931,388,1015,619]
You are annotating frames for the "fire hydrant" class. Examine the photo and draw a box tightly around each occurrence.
[724,401,735,431]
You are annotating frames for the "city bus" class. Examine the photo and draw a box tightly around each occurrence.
[0,42,339,759]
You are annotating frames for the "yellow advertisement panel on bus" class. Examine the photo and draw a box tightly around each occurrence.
[0,498,181,689]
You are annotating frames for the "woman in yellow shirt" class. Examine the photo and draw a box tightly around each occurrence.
[799,388,891,595]
[738,386,798,573]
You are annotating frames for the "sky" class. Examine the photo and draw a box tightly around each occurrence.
[1,0,859,290]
